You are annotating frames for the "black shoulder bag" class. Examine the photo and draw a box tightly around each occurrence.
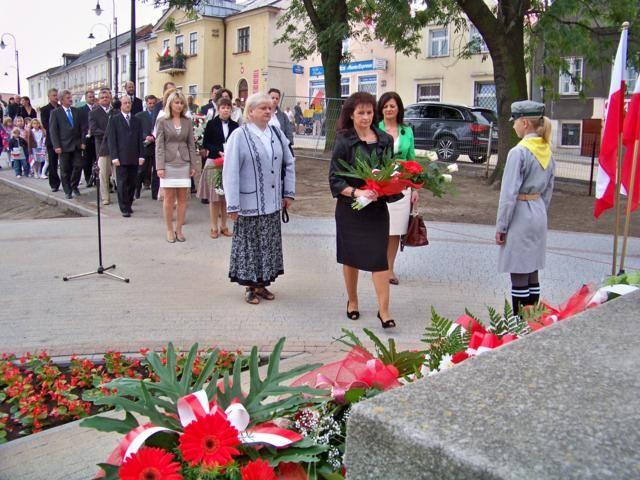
[270,126,292,223]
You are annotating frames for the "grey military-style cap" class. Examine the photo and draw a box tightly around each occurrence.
[509,100,545,121]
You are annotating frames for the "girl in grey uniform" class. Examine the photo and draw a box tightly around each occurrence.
[496,101,555,314]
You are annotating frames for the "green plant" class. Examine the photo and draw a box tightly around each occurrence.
[421,308,470,372]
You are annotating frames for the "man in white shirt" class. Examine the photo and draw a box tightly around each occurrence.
[89,88,114,204]
[267,88,294,146]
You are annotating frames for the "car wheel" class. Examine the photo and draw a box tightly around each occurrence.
[436,136,459,162]
[469,154,487,164]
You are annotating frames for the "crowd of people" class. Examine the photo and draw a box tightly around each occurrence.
[0,84,554,327]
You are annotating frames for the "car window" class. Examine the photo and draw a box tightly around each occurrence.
[441,107,464,120]
[424,106,442,119]
[472,109,498,124]
[405,105,425,118]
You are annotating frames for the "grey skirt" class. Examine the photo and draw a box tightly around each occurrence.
[229,211,284,287]
[160,163,191,188]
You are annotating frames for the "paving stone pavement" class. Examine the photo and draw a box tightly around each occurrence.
[1,170,638,357]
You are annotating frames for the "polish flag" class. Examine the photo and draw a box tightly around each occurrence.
[594,26,628,218]
[621,74,640,212]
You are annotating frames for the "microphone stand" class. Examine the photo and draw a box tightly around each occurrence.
[63,135,129,283]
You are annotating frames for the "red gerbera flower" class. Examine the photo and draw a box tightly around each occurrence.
[401,160,423,175]
[178,412,241,467]
[241,459,277,480]
[118,447,183,480]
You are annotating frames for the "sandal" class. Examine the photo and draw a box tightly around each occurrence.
[255,287,275,301]
[346,301,360,320]
[220,227,233,237]
[245,288,260,305]
[377,311,396,329]
[210,229,219,239]
[175,231,186,242]
[166,232,176,243]
[389,277,399,285]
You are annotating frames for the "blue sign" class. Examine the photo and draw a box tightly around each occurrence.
[292,64,304,74]
[310,60,375,77]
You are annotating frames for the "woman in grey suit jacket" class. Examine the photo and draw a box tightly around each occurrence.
[222,93,295,304]
[155,90,199,243]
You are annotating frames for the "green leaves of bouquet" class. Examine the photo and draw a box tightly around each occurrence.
[335,148,397,181]
[422,308,470,372]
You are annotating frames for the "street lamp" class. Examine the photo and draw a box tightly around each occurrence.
[1,33,20,95]
[92,1,118,96]
[89,23,113,91]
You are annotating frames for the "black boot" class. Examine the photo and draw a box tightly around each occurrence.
[528,283,540,305]
[511,287,529,316]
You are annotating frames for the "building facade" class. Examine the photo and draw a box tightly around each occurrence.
[146,0,296,106]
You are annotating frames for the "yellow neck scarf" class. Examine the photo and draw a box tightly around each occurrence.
[518,136,551,170]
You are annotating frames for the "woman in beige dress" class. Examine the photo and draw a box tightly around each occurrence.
[155,91,199,243]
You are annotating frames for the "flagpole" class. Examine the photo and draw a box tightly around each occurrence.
[620,139,639,272]
[612,21,630,276]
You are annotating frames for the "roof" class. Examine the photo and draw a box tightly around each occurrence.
[237,0,282,14]
[27,66,59,80]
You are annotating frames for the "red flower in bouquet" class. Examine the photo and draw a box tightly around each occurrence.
[119,447,183,480]
[178,412,241,467]
[400,160,423,175]
[214,155,224,168]
[241,459,277,480]
[451,351,469,364]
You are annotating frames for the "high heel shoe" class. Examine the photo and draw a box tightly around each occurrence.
[377,311,396,329]
[346,301,360,320]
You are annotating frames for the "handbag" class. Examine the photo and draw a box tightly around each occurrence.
[10,146,26,161]
[401,208,428,251]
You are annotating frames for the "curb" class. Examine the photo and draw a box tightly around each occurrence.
[0,175,97,217]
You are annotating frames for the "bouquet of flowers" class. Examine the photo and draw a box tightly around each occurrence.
[399,149,457,198]
[192,114,207,153]
[213,154,224,195]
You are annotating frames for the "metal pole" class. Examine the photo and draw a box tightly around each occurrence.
[485,122,493,178]
[114,16,119,97]
[588,135,597,196]
[108,32,113,90]
[612,132,624,275]
[620,138,639,272]
[15,49,20,95]
[129,0,136,87]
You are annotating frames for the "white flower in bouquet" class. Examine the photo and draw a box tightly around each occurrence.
[215,188,225,195]
[442,174,453,183]
[415,149,439,162]
[447,164,459,173]
[439,354,454,371]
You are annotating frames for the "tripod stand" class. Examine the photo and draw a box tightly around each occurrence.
[63,160,129,283]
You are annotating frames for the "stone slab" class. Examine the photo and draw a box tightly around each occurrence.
[345,291,640,479]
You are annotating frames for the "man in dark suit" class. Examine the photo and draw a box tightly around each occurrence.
[135,94,158,199]
[40,88,60,191]
[268,88,294,146]
[49,90,85,199]
[89,88,114,204]
[151,81,176,127]
[78,89,97,187]
[108,95,144,217]
[199,84,221,118]
[124,81,143,116]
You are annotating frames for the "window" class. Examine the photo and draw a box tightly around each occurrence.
[94,66,98,81]
[342,38,349,55]
[188,85,198,97]
[469,25,488,54]
[101,64,105,80]
[162,39,170,52]
[429,28,448,57]
[341,77,350,97]
[417,83,441,102]
[138,50,145,69]
[189,32,198,55]
[237,27,250,53]
[309,79,325,100]
[441,107,464,120]
[138,81,145,98]
[175,35,184,54]
[121,55,127,74]
[37,82,42,98]
[474,82,497,110]
[561,122,581,147]
[559,57,583,95]
[358,75,377,96]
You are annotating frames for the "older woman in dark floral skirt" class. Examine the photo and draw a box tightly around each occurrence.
[329,92,398,328]
[222,92,295,304]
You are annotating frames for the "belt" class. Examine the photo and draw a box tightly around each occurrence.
[517,193,541,201]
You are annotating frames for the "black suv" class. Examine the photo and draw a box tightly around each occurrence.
[404,102,498,163]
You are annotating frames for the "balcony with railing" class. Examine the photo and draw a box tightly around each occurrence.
[158,54,186,74]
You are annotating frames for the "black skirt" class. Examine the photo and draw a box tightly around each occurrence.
[335,198,389,272]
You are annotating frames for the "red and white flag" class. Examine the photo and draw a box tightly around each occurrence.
[621,74,640,212]
[594,26,628,218]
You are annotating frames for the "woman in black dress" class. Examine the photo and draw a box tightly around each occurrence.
[329,92,397,328]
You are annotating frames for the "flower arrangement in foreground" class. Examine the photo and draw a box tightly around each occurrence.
[336,148,455,210]
[213,154,225,195]
[192,114,207,152]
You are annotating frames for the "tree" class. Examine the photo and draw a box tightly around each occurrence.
[409,0,638,182]
[276,0,429,148]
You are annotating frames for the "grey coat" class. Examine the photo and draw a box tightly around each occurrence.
[496,134,555,274]
[223,124,295,216]
[275,108,294,145]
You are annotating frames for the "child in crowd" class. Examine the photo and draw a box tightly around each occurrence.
[14,116,27,140]
[8,127,29,178]
[28,119,47,178]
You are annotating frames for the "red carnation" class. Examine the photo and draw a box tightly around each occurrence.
[451,352,469,364]
[241,459,277,480]
[118,447,183,480]
[178,412,241,467]
[214,157,224,168]
[401,160,423,175]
